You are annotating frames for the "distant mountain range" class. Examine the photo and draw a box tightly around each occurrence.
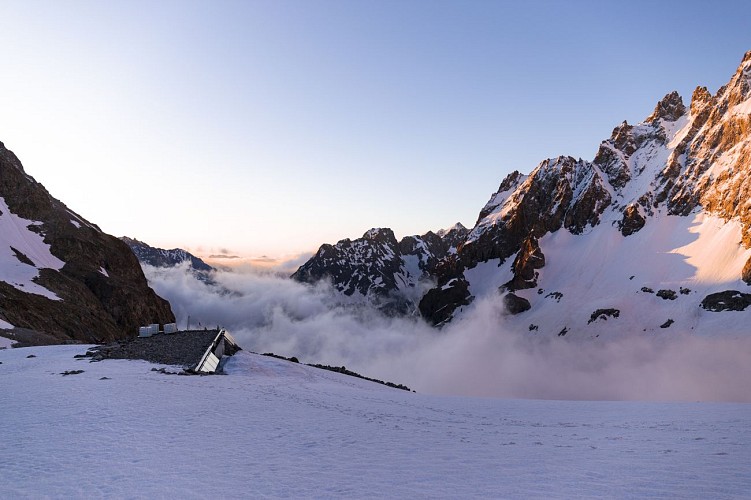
[120,237,213,272]
[0,143,174,345]
[120,237,216,286]
[293,50,751,337]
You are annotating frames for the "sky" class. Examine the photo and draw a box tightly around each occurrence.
[1,1,750,260]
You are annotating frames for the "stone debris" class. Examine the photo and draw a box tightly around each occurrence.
[84,329,222,370]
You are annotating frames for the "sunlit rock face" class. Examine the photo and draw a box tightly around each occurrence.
[0,142,174,344]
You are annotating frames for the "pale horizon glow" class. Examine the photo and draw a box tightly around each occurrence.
[1,1,750,258]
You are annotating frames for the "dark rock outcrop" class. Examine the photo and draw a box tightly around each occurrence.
[0,142,174,344]
[619,204,646,236]
[656,289,678,300]
[587,308,620,324]
[660,319,674,328]
[701,290,751,312]
[504,236,545,291]
[418,277,472,325]
[503,293,531,315]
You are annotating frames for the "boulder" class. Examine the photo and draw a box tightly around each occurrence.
[503,293,531,315]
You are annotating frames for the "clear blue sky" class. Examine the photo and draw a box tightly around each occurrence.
[1,0,749,259]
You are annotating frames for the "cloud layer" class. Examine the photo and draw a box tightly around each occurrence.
[144,264,751,402]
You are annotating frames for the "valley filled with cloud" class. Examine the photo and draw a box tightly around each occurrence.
[144,263,751,402]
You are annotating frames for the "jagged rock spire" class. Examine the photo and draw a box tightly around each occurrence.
[690,86,713,115]
[646,91,686,123]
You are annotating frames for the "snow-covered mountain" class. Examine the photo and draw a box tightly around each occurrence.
[120,236,213,272]
[294,50,751,334]
[292,224,467,314]
[0,142,174,345]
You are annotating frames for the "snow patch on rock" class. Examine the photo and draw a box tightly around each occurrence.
[0,197,64,300]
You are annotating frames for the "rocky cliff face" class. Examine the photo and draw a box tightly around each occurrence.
[665,53,751,239]
[0,142,174,344]
[294,51,751,332]
[460,155,612,265]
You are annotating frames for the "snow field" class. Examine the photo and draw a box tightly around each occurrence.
[459,211,751,339]
[0,196,64,300]
[1,346,749,499]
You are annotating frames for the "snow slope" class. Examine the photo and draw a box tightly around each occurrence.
[0,196,64,300]
[459,211,751,338]
[1,346,749,499]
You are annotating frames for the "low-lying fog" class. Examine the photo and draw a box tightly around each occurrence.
[143,263,751,402]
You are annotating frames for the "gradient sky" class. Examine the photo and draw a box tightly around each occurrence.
[1,1,750,260]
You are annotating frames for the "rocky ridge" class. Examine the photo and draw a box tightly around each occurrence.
[120,236,217,287]
[120,237,213,273]
[0,142,175,344]
[292,224,468,314]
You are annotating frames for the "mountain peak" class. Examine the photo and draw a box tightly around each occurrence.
[646,91,686,123]
[742,49,751,65]
[436,222,467,238]
[362,228,398,246]
[734,50,751,93]
[120,236,146,246]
